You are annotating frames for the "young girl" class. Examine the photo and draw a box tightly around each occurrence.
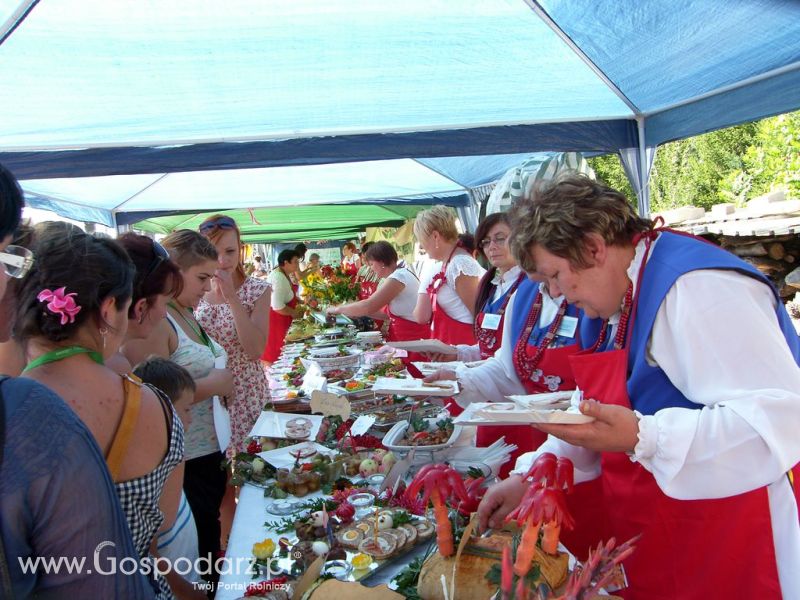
[196,215,271,456]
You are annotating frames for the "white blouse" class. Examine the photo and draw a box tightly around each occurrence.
[455,282,563,403]
[418,253,485,324]
[268,269,294,310]
[385,266,420,321]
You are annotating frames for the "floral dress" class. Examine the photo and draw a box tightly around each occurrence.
[196,277,271,456]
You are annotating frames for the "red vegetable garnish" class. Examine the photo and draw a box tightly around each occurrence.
[406,464,470,557]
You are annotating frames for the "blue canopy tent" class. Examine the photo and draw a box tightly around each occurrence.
[0,0,798,229]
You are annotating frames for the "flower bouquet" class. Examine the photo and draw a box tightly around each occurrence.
[302,266,361,310]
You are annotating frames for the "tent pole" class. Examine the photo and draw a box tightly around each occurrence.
[636,117,650,218]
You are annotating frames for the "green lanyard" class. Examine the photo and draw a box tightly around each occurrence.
[23,345,105,373]
[168,302,214,350]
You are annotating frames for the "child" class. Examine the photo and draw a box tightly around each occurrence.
[133,357,205,596]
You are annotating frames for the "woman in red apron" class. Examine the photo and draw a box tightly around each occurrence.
[480,175,800,598]
[411,205,485,346]
[261,248,302,364]
[328,241,430,342]
[354,242,381,302]
[340,242,360,278]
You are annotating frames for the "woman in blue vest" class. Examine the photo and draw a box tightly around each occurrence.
[478,174,800,599]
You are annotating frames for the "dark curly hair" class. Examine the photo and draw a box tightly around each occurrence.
[14,223,134,343]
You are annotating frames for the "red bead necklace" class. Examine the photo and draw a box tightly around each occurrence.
[512,289,569,380]
[588,283,634,352]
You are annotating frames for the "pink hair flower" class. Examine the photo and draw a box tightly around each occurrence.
[37,287,82,325]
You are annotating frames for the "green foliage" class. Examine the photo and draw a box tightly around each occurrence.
[650,122,758,211]
[588,153,634,200]
[744,112,800,200]
[588,110,800,213]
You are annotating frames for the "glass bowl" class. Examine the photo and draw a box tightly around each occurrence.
[321,559,353,581]
[347,492,375,518]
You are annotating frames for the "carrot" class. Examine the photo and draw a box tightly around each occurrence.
[513,513,542,577]
[541,520,561,554]
[431,488,455,557]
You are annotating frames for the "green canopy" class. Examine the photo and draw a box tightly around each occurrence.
[134,204,425,243]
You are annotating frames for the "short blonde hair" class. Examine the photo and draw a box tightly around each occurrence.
[413,205,458,243]
[508,173,652,272]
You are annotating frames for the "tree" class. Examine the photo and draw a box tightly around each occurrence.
[589,110,800,213]
[744,111,800,200]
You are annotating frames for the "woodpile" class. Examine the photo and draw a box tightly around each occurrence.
[701,233,800,300]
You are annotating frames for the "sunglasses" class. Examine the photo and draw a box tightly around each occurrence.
[143,240,170,280]
[0,244,35,278]
[199,216,237,234]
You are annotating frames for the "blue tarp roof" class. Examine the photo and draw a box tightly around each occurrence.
[0,0,798,226]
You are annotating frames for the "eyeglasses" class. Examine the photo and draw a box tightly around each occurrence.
[0,244,35,278]
[199,216,237,234]
[143,240,169,280]
[479,235,508,249]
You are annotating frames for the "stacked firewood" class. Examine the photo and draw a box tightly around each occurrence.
[700,233,800,302]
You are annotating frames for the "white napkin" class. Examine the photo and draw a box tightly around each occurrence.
[212,354,232,453]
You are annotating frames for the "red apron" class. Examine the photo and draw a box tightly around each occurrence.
[261,278,298,363]
[566,253,783,598]
[356,275,378,301]
[474,276,544,475]
[385,306,432,343]
[427,249,477,346]
[342,258,358,277]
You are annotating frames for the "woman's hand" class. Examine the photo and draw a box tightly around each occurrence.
[326,306,339,315]
[213,269,237,303]
[207,367,235,398]
[423,368,457,383]
[477,475,528,531]
[533,399,640,453]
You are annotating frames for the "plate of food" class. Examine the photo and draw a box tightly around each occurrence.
[258,441,338,469]
[382,415,461,451]
[452,389,594,425]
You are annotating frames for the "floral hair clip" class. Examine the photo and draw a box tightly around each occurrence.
[37,287,82,325]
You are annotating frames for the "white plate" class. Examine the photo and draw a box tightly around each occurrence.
[506,390,578,409]
[452,400,595,425]
[249,411,323,439]
[371,376,459,397]
[258,442,338,469]
[385,339,458,355]
[382,417,462,452]
[411,361,466,375]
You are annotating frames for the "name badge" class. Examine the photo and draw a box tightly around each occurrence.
[481,313,502,331]
[556,315,578,339]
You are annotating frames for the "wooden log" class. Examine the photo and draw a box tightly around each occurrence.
[730,243,767,257]
[768,243,786,260]
[743,257,788,275]
[784,254,796,264]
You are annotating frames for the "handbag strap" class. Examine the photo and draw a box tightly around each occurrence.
[105,375,142,483]
[0,376,15,596]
